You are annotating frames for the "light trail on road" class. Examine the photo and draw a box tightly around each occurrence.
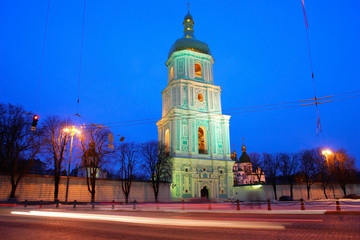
[11,211,285,230]
[174,216,323,222]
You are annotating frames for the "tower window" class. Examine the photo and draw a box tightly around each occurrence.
[165,129,170,154]
[195,63,202,78]
[170,66,174,80]
[198,93,204,102]
[198,126,207,154]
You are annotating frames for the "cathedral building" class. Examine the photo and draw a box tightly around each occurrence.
[157,10,234,201]
[232,145,266,185]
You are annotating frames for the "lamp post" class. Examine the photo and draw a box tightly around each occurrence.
[64,127,81,203]
[322,149,335,198]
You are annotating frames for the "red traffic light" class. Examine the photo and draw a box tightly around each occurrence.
[31,115,39,131]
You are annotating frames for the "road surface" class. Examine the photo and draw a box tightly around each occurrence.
[0,208,359,239]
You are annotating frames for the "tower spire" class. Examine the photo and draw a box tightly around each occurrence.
[183,3,195,38]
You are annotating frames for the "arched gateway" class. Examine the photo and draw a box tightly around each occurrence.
[200,186,209,199]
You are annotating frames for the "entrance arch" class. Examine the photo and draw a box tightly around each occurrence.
[200,186,209,199]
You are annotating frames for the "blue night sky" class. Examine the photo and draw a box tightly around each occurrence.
[1,1,359,165]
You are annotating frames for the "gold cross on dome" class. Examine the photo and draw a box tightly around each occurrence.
[186,1,190,11]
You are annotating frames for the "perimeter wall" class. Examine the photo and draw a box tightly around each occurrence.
[0,174,171,202]
[1,174,359,202]
[233,183,360,201]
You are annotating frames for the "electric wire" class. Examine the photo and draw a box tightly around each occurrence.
[100,90,360,126]
[36,0,51,112]
[99,90,360,127]
[76,0,87,115]
[301,0,322,133]
[96,91,360,129]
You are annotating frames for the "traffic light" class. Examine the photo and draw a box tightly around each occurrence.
[31,115,39,131]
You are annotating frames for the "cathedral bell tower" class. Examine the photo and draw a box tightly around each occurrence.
[157,10,234,201]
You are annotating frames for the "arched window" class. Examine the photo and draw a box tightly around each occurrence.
[170,67,174,80]
[198,126,207,154]
[197,93,204,102]
[165,129,170,154]
[195,63,202,78]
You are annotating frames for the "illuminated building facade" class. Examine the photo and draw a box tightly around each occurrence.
[232,144,266,185]
[157,11,234,201]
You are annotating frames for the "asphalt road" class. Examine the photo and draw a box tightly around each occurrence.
[0,208,359,240]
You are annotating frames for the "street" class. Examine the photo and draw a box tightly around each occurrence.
[0,208,359,240]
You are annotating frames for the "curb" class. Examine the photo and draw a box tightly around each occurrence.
[325,211,360,215]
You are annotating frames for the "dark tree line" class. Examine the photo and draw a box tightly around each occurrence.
[249,148,357,199]
[0,103,172,203]
[0,104,42,200]
[1,103,357,202]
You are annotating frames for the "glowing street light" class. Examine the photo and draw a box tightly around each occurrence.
[64,126,81,203]
[321,148,336,198]
[322,149,333,156]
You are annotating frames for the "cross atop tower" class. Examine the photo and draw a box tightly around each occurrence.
[186,1,191,12]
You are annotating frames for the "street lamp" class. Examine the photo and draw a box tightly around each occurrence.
[322,149,333,156]
[322,149,335,198]
[64,126,81,203]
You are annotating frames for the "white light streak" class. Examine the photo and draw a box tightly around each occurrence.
[11,211,285,230]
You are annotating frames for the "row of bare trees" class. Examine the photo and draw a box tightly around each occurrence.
[249,149,357,199]
[0,103,172,203]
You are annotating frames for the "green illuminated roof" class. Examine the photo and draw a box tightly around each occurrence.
[168,11,211,58]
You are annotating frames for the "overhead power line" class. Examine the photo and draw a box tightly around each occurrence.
[90,90,360,129]
[36,0,51,112]
[76,0,87,115]
[301,0,322,134]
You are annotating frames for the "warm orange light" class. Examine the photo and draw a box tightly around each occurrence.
[63,127,81,135]
[322,150,333,156]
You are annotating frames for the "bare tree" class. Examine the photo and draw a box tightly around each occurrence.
[299,149,321,199]
[79,126,112,203]
[41,115,72,201]
[117,142,139,204]
[141,141,172,203]
[278,153,299,199]
[263,153,279,200]
[332,149,356,196]
[249,152,265,183]
[0,103,41,200]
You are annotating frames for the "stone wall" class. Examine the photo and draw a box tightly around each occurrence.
[234,183,360,201]
[0,174,171,202]
[1,174,359,202]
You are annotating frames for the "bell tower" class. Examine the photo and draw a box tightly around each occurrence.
[157,10,234,201]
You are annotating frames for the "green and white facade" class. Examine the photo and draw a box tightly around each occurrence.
[157,11,234,201]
